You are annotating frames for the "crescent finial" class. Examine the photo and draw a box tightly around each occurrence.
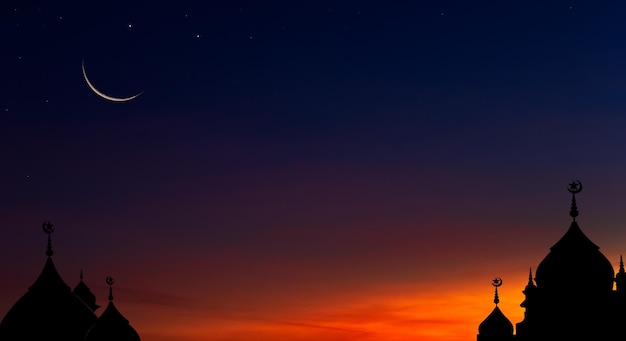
[491,278,502,305]
[567,180,582,194]
[42,221,54,234]
[106,276,115,301]
[568,180,582,220]
[42,221,54,257]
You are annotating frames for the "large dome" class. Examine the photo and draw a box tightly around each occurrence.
[0,257,97,341]
[535,221,614,295]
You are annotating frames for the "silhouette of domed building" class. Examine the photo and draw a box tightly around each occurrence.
[478,278,513,341]
[85,277,141,341]
[477,181,626,341]
[0,222,141,341]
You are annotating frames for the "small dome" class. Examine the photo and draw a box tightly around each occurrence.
[535,222,615,295]
[73,274,100,312]
[478,306,513,336]
[85,301,140,341]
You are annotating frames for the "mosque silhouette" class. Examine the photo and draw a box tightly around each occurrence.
[0,222,140,341]
[5,181,623,341]
[477,181,626,341]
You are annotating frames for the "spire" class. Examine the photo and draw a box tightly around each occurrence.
[42,221,55,257]
[492,277,502,305]
[616,255,626,293]
[80,269,84,281]
[478,277,513,340]
[527,268,533,286]
[520,268,536,310]
[567,180,582,221]
[106,276,115,301]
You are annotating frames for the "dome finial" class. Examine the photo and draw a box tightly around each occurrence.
[492,277,502,305]
[567,180,582,221]
[42,221,55,257]
[527,268,533,285]
[106,276,115,301]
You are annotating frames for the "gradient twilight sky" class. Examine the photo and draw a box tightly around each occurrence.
[4,1,626,340]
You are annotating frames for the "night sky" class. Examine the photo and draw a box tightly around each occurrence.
[4,1,626,340]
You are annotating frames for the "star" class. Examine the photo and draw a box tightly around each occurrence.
[568,181,582,193]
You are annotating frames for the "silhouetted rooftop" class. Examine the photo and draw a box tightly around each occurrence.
[0,257,97,341]
[535,221,614,294]
[73,271,101,312]
[85,299,140,341]
[479,306,513,336]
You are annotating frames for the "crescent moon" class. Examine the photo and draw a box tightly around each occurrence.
[82,59,143,102]
[492,277,502,287]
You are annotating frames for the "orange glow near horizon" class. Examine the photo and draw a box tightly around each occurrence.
[118,275,528,341]
[7,218,621,341]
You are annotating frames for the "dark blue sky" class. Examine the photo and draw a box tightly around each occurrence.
[4,1,626,228]
[4,2,626,340]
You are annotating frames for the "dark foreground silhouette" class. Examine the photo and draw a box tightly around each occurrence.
[0,221,140,341]
[478,181,626,341]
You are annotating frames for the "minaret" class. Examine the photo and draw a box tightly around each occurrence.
[477,278,513,341]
